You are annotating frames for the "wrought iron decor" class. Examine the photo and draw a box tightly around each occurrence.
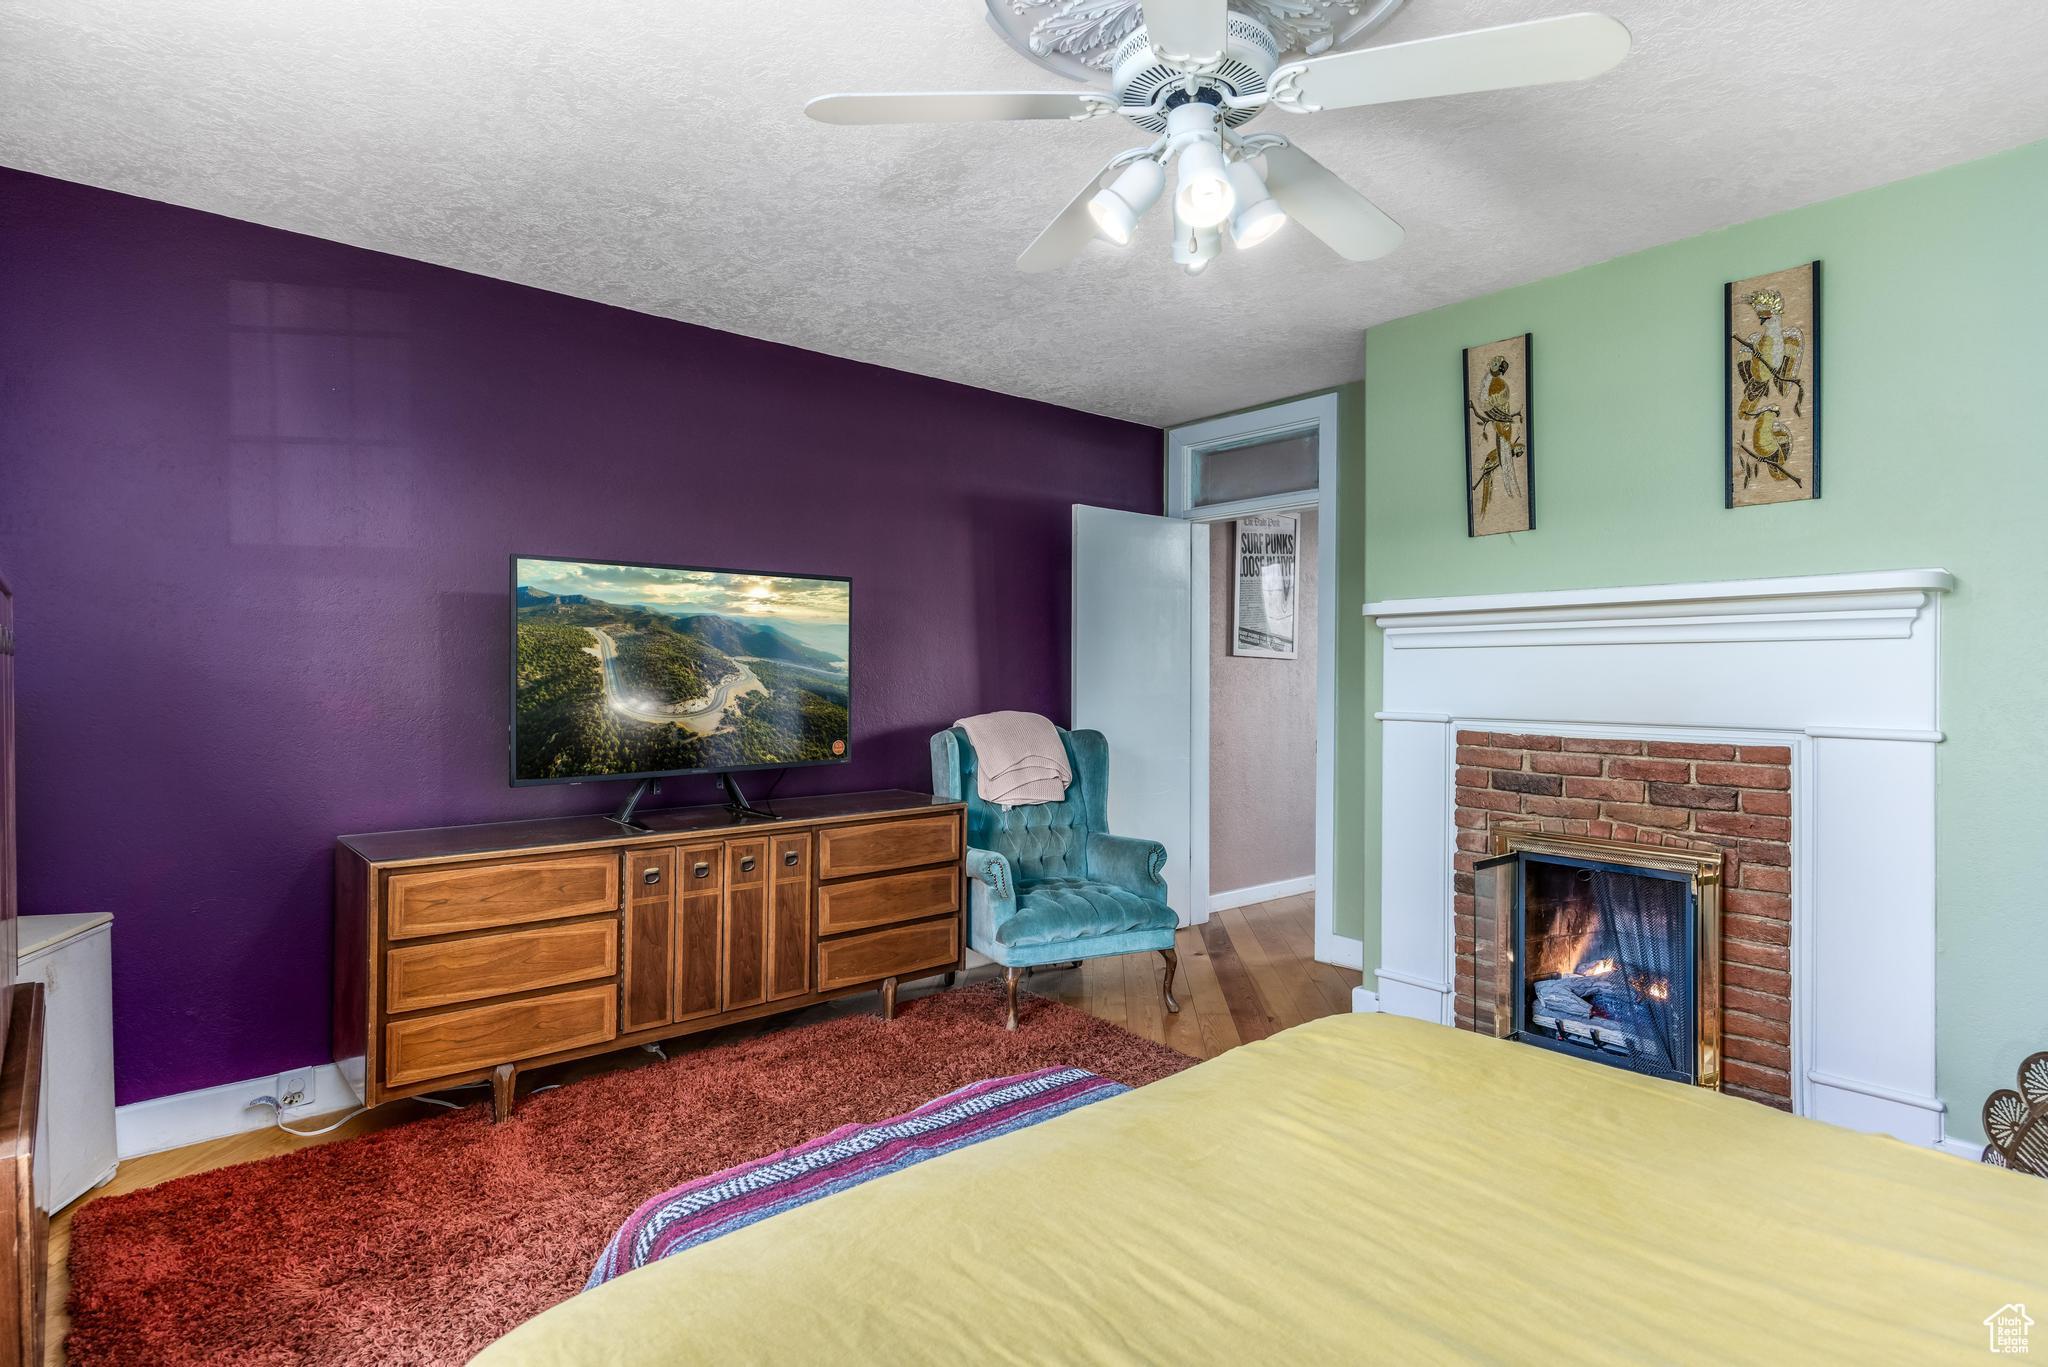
[1982,1051,2048,1177]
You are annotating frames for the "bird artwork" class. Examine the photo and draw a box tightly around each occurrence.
[1742,405,1798,489]
[1463,334,1533,535]
[1727,264,1820,506]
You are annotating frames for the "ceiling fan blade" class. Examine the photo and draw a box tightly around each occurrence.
[1267,12,1630,114]
[806,91,1110,125]
[1259,143,1404,262]
[1143,0,1231,66]
[1017,158,1124,274]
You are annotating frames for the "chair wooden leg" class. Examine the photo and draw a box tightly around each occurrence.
[1159,948,1180,1014]
[1004,967,1022,1031]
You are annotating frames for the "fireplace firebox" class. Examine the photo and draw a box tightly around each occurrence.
[1474,832,1723,1089]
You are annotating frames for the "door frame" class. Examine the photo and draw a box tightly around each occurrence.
[1165,390,1350,969]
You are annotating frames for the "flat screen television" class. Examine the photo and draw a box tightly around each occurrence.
[510,556,851,807]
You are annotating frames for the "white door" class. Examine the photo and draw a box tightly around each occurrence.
[1071,505,1200,924]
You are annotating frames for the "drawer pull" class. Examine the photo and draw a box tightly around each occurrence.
[642,867,662,885]
[783,850,800,868]
[693,862,711,879]
[739,855,757,874]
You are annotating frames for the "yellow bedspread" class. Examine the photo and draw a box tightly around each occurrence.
[478,1013,2048,1365]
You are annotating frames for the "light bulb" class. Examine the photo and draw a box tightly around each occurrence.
[1086,159,1166,246]
[1226,160,1287,249]
[1174,136,1236,231]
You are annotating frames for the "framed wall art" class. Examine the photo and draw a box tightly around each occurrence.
[1463,333,1533,536]
[1726,260,1820,506]
[1231,513,1299,659]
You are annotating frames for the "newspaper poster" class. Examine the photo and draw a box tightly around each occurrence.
[1231,514,1298,659]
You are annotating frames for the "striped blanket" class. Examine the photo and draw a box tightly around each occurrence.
[586,1066,1126,1289]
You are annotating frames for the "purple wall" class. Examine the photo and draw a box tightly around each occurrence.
[0,169,1159,1105]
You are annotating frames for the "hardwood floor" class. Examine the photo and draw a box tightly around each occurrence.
[43,895,1354,1363]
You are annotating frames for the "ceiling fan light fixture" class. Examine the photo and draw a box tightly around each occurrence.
[1086,158,1166,246]
[809,8,1635,275]
[1225,159,1287,249]
[1174,135,1236,230]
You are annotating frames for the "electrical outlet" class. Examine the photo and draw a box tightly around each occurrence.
[276,1068,314,1113]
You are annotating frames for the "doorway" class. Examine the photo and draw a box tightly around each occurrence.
[1204,508,1318,918]
[1069,392,1343,967]
[1172,392,1344,968]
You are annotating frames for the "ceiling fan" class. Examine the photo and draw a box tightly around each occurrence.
[806,3,1631,275]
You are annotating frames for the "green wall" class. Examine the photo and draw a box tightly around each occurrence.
[1349,138,2048,1141]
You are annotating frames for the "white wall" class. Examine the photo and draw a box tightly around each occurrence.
[1208,510,1317,897]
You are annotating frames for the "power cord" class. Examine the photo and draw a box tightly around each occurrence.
[249,1081,488,1137]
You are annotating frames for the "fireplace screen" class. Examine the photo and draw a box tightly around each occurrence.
[1475,836,1722,1088]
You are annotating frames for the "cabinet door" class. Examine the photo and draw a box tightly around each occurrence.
[767,833,812,1000]
[673,843,724,1022]
[620,848,675,1033]
[722,838,769,1011]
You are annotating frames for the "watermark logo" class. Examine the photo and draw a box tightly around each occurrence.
[1985,1304,2034,1354]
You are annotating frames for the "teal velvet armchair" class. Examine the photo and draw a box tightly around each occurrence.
[931,725,1180,1029]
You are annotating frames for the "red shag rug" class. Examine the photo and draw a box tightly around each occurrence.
[67,983,1194,1365]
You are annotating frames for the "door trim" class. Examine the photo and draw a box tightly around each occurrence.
[1165,392,1348,970]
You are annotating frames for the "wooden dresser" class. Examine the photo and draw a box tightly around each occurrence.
[336,790,964,1119]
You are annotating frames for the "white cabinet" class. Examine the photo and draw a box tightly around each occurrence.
[19,913,116,1210]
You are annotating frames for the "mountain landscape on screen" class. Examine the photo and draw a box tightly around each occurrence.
[513,560,850,781]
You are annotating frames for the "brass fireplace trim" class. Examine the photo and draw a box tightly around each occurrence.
[1485,828,1724,1090]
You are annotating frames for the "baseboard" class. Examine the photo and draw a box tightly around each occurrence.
[1933,1135,1986,1161]
[1351,987,1380,1014]
[114,1062,357,1160]
[1312,929,1365,971]
[1208,875,1314,914]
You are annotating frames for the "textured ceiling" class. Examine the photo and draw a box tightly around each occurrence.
[2,0,2045,426]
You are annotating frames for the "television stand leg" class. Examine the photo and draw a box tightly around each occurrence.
[608,778,658,833]
[720,772,776,821]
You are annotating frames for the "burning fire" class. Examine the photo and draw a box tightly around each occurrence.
[1578,957,1673,1004]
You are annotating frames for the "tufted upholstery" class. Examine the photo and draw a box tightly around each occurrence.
[996,880,1179,949]
[936,726,1100,881]
[982,795,1087,884]
[931,725,1178,973]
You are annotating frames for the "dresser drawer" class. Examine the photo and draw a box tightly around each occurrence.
[386,853,619,940]
[817,866,960,937]
[386,919,617,1014]
[384,984,616,1087]
[817,917,960,992]
[816,814,961,881]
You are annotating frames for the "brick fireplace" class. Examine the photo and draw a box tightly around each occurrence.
[1451,730,1791,1106]
[1365,571,1953,1146]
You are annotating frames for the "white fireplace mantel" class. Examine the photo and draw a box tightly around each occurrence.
[1362,569,1954,1147]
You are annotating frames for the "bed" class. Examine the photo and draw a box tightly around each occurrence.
[477,1012,2048,1364]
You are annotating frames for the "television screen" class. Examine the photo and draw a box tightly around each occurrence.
[511,556,850,785]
